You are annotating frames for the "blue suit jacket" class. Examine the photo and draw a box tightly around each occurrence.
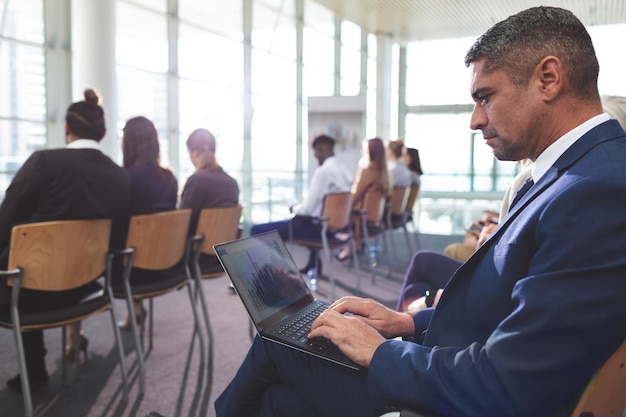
[369,119,626,417]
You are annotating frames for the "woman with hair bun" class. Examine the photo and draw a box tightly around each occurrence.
[0,88,131,392]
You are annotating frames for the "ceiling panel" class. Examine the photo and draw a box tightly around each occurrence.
[313,0,626,43]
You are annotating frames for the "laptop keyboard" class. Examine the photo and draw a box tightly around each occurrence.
[277,301,333,349]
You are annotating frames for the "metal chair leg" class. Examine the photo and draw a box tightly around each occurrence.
[12,325,33,417]
[109,304,129,402]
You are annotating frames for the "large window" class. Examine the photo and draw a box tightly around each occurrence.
[3,1,626,236]
[116,1,169,169]
[0,0,46,193]
[178,7,244,186]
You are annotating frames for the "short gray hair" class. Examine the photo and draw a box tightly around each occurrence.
[465,6,599,100]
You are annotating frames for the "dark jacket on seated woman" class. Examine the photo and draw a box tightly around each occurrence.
[180,128,239,275]
[111,116,179,286]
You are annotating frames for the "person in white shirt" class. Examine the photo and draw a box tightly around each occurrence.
[249,134,353,271]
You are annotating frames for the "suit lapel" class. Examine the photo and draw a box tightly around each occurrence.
[449,119,625,276]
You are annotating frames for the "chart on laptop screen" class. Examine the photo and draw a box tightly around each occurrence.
[215,232,310,323]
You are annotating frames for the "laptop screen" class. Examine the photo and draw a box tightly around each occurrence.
[214,230,312,324]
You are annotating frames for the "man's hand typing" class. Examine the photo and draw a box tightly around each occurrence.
[308,296,416,367]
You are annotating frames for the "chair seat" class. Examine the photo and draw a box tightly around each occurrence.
[389,214,407,228]
[112,267,189,299]
[0,219,129,417]
[366,224,385,235]
[197,254,225,278]
[0,297,110,329]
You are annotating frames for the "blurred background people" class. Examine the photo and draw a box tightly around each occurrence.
[386,139,411,188]
[602,95,626,128]
[404,147,423,188]
[337,137,391,261]
[249,134,352,273]
[442,210,499,262]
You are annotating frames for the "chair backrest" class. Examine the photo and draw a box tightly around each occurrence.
[321,192,353,230]
[8,219,111,291]
[125,209,192,270]
[406,185,420,213]
[195,205,242,255]
[389,187,410,216]
[570,339,626,417]
[363,191,386,227]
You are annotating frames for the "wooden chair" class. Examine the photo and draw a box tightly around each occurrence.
[188,205,243,377]
[380,338,626,417]
[405,185,421,250]
[356,190,389,279]
[289,192,360,301]
[0,219,128,417]
[386,187,414,261]
[190,205,243,279]
[112,209,207,395]
[571,338,626,417]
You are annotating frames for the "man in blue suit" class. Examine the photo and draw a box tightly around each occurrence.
[215,6,626,417]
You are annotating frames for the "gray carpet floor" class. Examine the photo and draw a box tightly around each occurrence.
[0,232,459,417]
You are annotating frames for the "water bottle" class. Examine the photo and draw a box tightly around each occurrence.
[369,244,378,267]
[306,267,317,292]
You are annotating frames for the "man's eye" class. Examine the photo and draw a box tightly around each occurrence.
[478,95,489,105]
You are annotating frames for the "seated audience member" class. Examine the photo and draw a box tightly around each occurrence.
[442,209,499,262]
[386,139,412,188]
[396,250,462,313]
[249,134,352,272]
[601,94,626,128]
[403,147,423,226]
[336,137,391,261]
[214,8,626,417]
[403,147,423,188]
[0,88,131,392]
[115,116,178,331]
[443,157,533,262]
[180,128,239,274]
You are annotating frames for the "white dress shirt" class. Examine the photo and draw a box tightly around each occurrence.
[293,156,353,217]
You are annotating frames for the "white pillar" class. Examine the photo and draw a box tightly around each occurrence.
[44,0,72,149]
[71,0,119,161]
[376,33,393,139]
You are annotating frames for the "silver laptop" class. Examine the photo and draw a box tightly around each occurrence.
[213,229,361,370]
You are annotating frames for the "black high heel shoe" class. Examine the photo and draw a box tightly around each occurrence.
[66,333,89,362]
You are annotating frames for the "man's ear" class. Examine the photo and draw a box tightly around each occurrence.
[535,55,562,102]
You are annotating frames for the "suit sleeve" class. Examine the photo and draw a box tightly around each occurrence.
[367,176,626,417]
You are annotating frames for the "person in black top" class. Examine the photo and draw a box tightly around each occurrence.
[180,128,239,274]
[114,116,178,331]
[0,88,131,392]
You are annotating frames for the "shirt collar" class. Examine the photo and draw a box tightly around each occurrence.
[66,139,102,151]
[532,113,610,182]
